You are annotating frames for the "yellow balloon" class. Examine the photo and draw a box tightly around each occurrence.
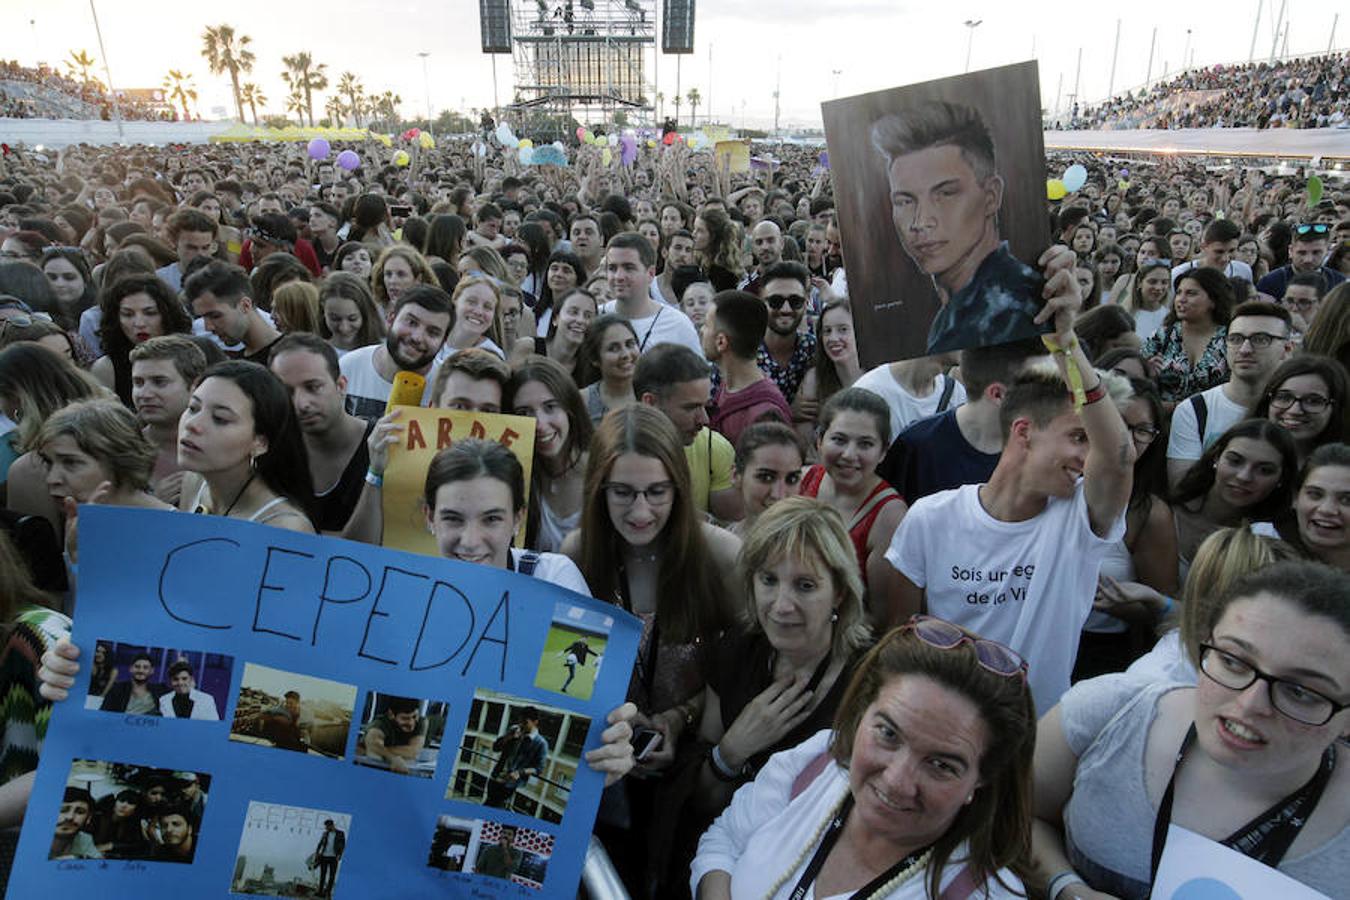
[1046,179,1067,201]
[582,130,595,144]
[647,139,657,148]
[518,138,533,149]
[601,147,613,166]
[1118,179,1130,190]
[418,131,435,149]
[393,150,411,167]
[686,135,697,147]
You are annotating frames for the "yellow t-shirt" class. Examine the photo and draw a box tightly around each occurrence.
[684,427,734,513]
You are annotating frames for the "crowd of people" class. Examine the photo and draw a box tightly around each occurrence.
[0,122,1346,899]
[0,61,173,122]
[1057,51,1348,130]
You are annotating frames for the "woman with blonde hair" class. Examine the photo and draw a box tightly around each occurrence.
[271,281,322,335]
[445,275,506,359]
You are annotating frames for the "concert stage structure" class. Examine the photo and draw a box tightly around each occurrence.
[478,0,660,129]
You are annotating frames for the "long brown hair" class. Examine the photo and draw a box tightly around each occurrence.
[578,404,731,645]
[829,623,1035,898]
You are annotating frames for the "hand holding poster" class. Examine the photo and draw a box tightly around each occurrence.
[1151,824,1330,899]
[12,507,638,898]
[821,61,1051,365]
[381,406,535,556]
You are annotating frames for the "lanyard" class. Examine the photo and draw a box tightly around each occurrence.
[787,796,930,900]
[1149,724,1336,881]
[638,306,665,353]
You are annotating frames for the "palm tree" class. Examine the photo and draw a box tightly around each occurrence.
[373,90,401,131]
[686,88,701,128]
[285,88,307,124]
[240,82,266,125]
[672,93,682,127]
[64,50,96,85]
[281,52,328,127]
[655,91,664,121]
[324,95,346,127]
[200,24,255,123]
[337,72,364,127]
[163,70,198,121]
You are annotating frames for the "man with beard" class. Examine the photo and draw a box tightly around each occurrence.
[361,696,426,774]
[739,221,785,296]
[476,826,519,879]
[50,788,101,860]
[158,660,220,720]
[100,652,167,715]
[270,333,374,534]
[149,804,197,863]
[339,285,453,422]
[755,262,817,404]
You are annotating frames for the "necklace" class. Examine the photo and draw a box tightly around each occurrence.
[762,791,932,900]
[220,470,257,518]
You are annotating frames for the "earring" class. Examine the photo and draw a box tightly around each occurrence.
[830,611,839,623]
[966,793,975,804]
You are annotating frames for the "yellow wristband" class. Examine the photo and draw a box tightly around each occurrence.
[1042,335,1088,412]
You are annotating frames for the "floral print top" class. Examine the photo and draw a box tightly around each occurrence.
[1142,323,1229,403]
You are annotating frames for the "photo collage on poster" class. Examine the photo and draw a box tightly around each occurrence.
[41,595,616,896]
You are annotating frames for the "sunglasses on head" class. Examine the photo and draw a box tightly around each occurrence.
[764,293,805,311]
[1296,223,1330,236]
[900,615,1028,680]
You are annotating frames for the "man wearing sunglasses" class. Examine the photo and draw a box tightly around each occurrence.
[756,261,816,405]
[1256,222,1344,300]
[1166,301,1294,489]
[883,266,1135,714]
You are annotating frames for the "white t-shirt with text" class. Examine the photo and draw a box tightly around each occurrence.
[339,344,440,423]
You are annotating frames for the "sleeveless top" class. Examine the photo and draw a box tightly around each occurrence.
[190,481,295,524]
[535,492,580,555]
[1083,536,1135,634]
[799,464,902,587]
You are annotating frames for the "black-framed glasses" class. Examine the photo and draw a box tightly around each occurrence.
[1269,390,1333,413]
[764,293,805,311]
[1198,643,1348,726]
[1224,331,1286,350]
[1295,223,1330,237]
[901,615,1028,680]
[1129,423,1161,444]
[1282,296,1320,313]
[602,481,675,507]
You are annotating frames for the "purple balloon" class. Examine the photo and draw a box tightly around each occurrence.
[336,150,360,171]
[818,150,829,169]
[620,139,638,167]
[307,138,331,160]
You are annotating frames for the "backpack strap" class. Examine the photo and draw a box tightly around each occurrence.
[848,485,900,533]
[936,373,957,413]
[516,550,541,577]
[788,750,834,801]
[1190,393,1208,448]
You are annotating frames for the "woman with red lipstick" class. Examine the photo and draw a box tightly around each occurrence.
[1252,355,1349,468]
[799,387,906,609]
[1033,560,1350,899]
[91,274,191,408]
[176,360,315,534]
[504,356,592,553]
[1170,419,1297,578]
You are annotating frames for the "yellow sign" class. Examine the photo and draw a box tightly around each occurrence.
[381,407,536,557]
[714,140,751,173]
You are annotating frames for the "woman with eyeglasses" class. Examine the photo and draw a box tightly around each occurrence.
[1076,377,1179,679]
[1033,560,1350,900]
[1253,355,1350,467]
[1142,268,1234,406]
[693,615,1034,900]
[1170,418,1298,581]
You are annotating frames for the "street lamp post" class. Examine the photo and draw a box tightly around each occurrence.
[417,51,432,134]
[831,69,842,98]
[963,19,982,73]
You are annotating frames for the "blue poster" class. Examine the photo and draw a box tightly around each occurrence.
[11,507,640,898]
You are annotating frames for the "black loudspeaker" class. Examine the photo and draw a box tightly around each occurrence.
[480,0,512,53]
[662,0,695,54]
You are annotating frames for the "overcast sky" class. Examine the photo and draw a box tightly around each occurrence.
[3,1,1342,128]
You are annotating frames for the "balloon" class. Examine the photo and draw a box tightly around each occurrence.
[601,147,612,166]
[495,122,516,146]
[418,132,435,149]
[393,150,410,167]
[307,138,331,160]
[647,139,658,148]
[337,150,360,171]
[1046,179,1067,201]
[621,140,638,167]
[552,140,564,151]
[518,146,534,165]
[1062,164,1088,193]
[472,140,487,158]
[1310,155,1324,169]
[1308,175,1324,205]
[818,150,830,170]
[531,145,568,167]
[582,130,595,144]
[518,138,533,149]
[1118,179,1130,191]
[406,127,420,139]
[576,126,587,142]
[607,133,619,146]
[662,131,677,146]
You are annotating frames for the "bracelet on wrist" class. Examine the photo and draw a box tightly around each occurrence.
[708,744,744,782]
[1161,595,1175,616]
[1046,870,1086,900]
[1081,380,1107,406]
[364,468,384,488]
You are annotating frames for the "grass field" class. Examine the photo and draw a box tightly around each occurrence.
[532,625,607,700]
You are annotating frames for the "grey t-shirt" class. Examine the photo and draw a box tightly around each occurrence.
[1059,673,1350,899]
